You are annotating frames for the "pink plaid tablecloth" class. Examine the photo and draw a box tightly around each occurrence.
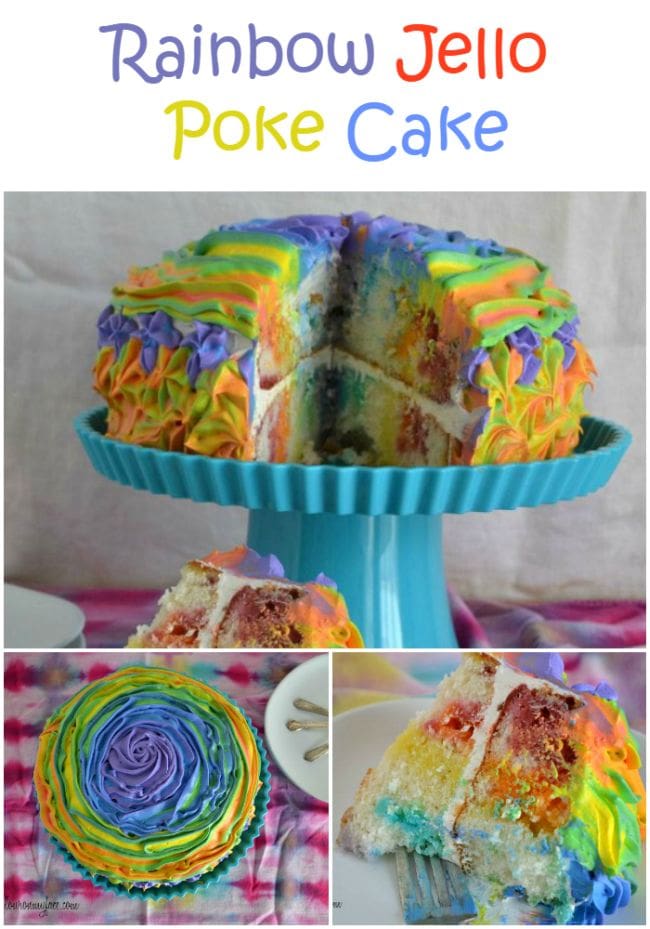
[40,587,646,650]
[4,652,328,925]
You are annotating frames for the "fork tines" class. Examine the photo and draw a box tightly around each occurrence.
[395,849,477,924]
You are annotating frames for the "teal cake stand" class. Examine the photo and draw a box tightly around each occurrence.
[75,409,630,648]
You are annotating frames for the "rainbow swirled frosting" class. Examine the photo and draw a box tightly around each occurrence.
[338,654,645,924]
[93,214,595,466]
[34,667,265,895]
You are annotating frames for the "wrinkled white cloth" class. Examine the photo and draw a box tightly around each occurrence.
[4,192,644,599]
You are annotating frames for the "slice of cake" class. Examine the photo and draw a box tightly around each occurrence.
[338,654,645,923]
[128,545,363,648]
[34,666,266,896]
[93,214,595,466]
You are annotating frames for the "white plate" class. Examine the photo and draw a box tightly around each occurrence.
[264,654,329,803]
[332,698,645,925]
[4,584,86,648]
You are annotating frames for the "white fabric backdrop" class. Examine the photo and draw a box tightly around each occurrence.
[4,192,645,600]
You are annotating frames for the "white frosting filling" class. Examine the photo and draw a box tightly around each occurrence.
[250,345,478,456]
[131,564,303,648]
[193,569,298,648]
[330,348,478,440]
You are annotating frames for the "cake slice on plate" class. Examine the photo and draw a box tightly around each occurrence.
[338,653,645,924]
[128,545,363,649]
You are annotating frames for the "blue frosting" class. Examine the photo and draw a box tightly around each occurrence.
[566,857,632,925]
[369,794,636,924]
[467,407,491,448]
[237,347,256,421]
[224,213,507,283]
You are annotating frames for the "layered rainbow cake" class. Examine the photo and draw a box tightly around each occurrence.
[127,545,363,649]
[338,654,645,924]
[34,666,266,896]
[93,214,595,466]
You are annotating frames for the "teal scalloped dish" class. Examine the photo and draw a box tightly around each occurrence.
[75,407,631,517]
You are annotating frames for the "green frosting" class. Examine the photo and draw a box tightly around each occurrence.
[560,768,644,877]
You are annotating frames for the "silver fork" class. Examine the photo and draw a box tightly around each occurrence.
[286,719,328,731]
[293,697,328,716]
[395,849,477,924]
[289,696,329,761]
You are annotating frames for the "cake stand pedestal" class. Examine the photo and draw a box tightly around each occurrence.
[76,410,630,648]
[247,510,452,647]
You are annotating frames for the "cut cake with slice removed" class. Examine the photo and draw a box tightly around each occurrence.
[337,653,645,924]
[93,214,596,467]
[128,545,363,649]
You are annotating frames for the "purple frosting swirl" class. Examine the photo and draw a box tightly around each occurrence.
[572,681,619,702]
[461,347,490,392]
[258,215,350,249]
[97,305,138,354]
[83,692,239,838]
[314,572,337,589]
[137,311,182,373]
[236,548,285,579]
[554,317,580,369]
[519,653,565,684]
[506,327,542,385]
[105,725,180,802]
[519,654,620,702]
[181,322,233,387]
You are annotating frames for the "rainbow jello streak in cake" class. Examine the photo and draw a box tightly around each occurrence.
[93,214,595,466]
[34,667,264,894]
[128,545,363,649]
[338,654,645,924]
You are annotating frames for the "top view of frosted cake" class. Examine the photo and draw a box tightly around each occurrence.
[93,213,596,466]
